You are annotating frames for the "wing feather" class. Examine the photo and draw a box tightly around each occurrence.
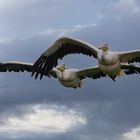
[76,66,106,79]
[0,61,57,78]
[32,36,99,79]
[0,61,32,72]
[118,50,140,63]
[121,64,140,75]
[76,64,140,80]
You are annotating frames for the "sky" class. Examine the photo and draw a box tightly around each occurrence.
[0,0,140,140]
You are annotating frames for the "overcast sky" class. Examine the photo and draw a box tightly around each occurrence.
[0,0,140,140]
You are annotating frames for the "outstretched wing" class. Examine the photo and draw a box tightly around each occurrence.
[0,61,33,72]
[31,36,99,79]
[121,64,140,75]
[0,61,57,78]
[76,66,106,79]
[118,50,140,63]
[76,64,140,80]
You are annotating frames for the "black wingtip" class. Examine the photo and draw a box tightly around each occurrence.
[109,76,116,81]
[31,71,35,77]
[40,74,44,80]
[35,72,39,80]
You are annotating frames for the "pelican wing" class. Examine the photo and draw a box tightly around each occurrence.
[32,36,99,79]
[0,61,33,72]
[76,66,106,79]
[0,61,57,78]
[118,50,140,63]
[76,64,140,80]
[121,64,140,75]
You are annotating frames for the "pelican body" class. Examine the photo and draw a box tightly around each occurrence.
[97,45,121,80]
[54,65,82,88]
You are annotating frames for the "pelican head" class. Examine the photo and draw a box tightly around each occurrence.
[56,64,65,72]
[98,43,109,51]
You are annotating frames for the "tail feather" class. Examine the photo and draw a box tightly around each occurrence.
[117,69,125,77]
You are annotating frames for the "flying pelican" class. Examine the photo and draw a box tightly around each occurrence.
[0,61,140,88]
[31,36,140,80]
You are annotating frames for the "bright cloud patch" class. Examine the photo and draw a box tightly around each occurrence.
[0,104,86,138]
[123,126,140,140]
[114,0,139,14]
[39,23,96,37]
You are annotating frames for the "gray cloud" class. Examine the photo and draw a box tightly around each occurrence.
[0,0,140,140]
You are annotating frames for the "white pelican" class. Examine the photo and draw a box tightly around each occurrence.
[0,61,140,88]
[31,36,140,80]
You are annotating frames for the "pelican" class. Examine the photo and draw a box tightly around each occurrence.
[31,36,140,80]
[0,61,140,88]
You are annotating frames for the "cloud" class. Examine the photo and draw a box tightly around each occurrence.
[0,104,86,139]
[0,0,109,40]
[0,0,16,8]
[38,23,96,37]
[0,0,65,39]
[0,0,39,9]
[117,0,139,14]
[123,126,140,140]
[0,0,140,140]
[96,0,140,21]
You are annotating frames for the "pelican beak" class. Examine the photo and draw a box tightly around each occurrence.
[98,44,109,51]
